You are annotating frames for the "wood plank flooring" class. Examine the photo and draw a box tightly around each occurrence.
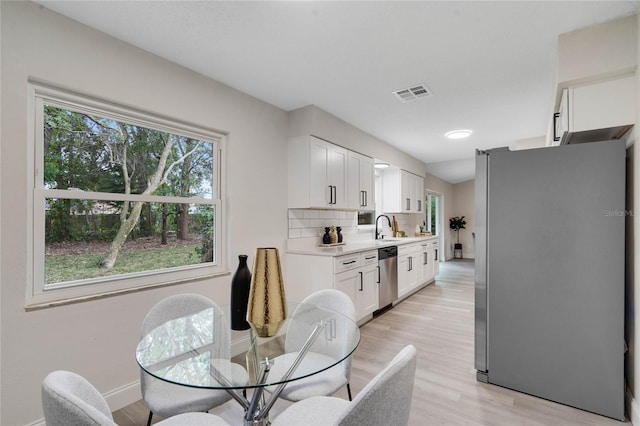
[114,260,626,425]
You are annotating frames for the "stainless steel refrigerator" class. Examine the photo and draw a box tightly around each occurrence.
[475,139,625,420]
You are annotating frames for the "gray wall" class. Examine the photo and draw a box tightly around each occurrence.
[1,3,289,424]
[452,180,475,259]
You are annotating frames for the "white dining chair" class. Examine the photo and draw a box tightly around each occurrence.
[42,370,230,426]
[271,344,417,426]
[266,289,357,401]
[140,293,248,426]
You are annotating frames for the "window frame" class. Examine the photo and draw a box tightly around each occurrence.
[26,82,227,309]
[425,191,441,236]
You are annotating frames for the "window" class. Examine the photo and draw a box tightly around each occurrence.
[27,83,225,307]
[425,192,441,236]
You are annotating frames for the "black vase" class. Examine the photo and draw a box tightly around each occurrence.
[231,255,251,330]
[322,227,332,244]
[337,226,343,243]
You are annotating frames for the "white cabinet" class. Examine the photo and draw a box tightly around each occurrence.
[286,250,378,323]
[553,75,635,145]
[288,135,347,209]
[347,151,375,211]
[418,242,432,284]
[398,244,419,298]
[411,173,424,213]
[336,251,378,320]
[432,242,440,276]
[382,168,424,214]
[418,240,439,284]
[398,239,438,299]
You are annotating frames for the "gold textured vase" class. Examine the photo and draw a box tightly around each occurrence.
[246,247,287,338]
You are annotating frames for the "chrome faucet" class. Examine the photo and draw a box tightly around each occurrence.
[375,214,391,240]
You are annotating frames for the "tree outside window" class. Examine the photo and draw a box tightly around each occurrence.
[30,84,224,306]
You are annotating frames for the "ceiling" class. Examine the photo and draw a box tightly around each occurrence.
[35,1,640,183]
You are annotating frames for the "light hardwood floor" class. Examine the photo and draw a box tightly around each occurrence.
[114,260,626,425]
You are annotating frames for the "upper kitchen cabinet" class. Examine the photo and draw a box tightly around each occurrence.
[288,135,348,209]
[382,167,424,214]
[549,15,637,146]
[347,151,375,211]
[553,75,635,145]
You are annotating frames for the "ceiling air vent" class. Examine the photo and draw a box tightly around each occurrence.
[393,84,433,102]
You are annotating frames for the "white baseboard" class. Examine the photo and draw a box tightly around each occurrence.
[104,379,142,412]
[232,334,252,357]
[627,385,639,425]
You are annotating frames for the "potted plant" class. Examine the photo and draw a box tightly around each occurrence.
[449,216,466,257]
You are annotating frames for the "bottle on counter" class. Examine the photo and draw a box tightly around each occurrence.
[329,226,338,244]
[322,227,331,244]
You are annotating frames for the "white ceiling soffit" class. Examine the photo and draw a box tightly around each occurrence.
[33,1,640,183]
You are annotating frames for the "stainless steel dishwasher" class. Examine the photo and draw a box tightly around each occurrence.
[377,246,398,312]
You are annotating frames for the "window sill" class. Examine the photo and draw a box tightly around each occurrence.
[25,269,230,311]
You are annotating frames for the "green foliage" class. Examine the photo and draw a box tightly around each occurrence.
[42,104,214,249]
[449,216,466,244]
[449,216,466,231]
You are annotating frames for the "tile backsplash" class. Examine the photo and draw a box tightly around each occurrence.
[287,209,421,242]
[287,209,359,239]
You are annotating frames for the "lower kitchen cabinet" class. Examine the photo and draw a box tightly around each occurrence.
[419,240,439,283]
[398,240,439,299]
[398,244,419,298]
[286,237,439,320]
[286,250,379,323]
[335,260,378,320]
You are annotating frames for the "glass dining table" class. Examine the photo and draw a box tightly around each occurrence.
[136,301,360,426]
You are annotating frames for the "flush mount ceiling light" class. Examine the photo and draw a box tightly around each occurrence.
[445,129,472,140]
[374,162,390,169]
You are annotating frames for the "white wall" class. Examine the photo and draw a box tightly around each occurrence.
[289,105,426,176]
[452,180,475,259]
[1,2,289,424]
[558,14,637,87]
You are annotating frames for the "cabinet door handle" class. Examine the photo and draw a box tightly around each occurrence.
[328,185,333,204]
[424,252,428,265]
[435,249,438,261]
[377,265,381,283]
[406,198,410,211]
[333,186,337,205]
[365,255,376,260]
[342,260,357,265]
[553,112,560,142]
[364,190,367,206]
[359,271,363,291]
[418,200,421,212]
[408,256,412,271]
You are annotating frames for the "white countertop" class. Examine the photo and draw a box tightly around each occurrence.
[286,235,438,257]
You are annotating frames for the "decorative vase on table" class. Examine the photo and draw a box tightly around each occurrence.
[247,247,287,338]
[230,255,252,331]
[337,226,343,243]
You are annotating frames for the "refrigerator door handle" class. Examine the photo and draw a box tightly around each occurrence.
[475,150,489,376]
